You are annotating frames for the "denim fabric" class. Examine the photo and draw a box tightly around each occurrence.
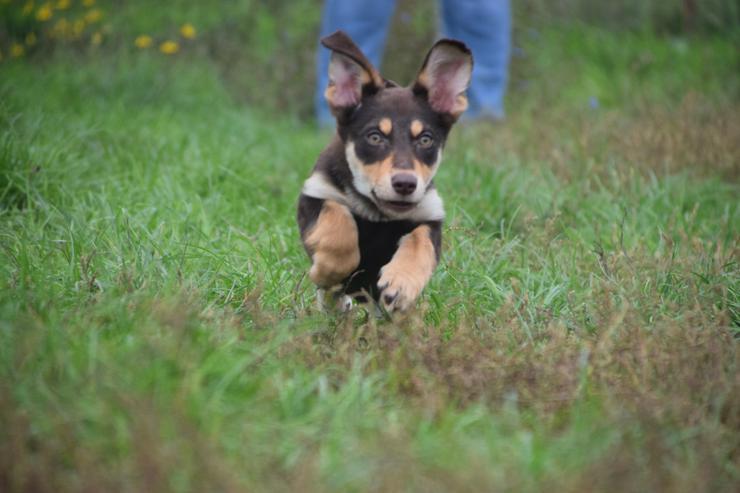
[315,0,510,124]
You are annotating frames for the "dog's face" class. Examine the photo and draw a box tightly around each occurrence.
[322,32,473,218]
[342,89,446,214]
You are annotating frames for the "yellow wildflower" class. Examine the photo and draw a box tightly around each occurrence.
[25,32,38,46]
[82,0,95,6]
[180,23,196,39]
[134,35,152,49]
[73,18,85,37]
[22,2,35,16]
[36,3,53,21]
[84,8,101,23]
[52,18,70,37]
[11,43,25,57]
[159,40,179,55]
[56,0,70,10]
[91,31,102,45]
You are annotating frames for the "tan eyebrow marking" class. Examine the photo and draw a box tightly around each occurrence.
[410,119,424,137]
[379,117,392,135]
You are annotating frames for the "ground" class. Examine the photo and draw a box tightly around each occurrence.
[1,22,738,493]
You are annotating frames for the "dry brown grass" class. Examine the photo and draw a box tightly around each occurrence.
[466,95,740,184]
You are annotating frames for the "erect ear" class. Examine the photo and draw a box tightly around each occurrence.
[321,30,384,113]
[413,39,473,119]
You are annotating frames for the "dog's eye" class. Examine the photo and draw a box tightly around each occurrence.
[366,131,385,146]
[418,133,434,148]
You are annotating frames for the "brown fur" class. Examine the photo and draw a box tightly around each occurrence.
[321,31,384,88]
[357,153,395,186]
[377,225,437,310]
[379,118,392,135]
[324,66,374,108]
[354,151,433,194]
[410,119,424,138]
[305,200,360,287]
[416,69,469,118]
[412,158,435,183]
[414,54,470,119]
[299,31,471,311]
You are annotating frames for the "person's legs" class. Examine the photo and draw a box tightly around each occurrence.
[315,0,397,125]
[439,0,511,120]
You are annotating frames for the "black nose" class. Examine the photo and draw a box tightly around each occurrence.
[391,173,417,196]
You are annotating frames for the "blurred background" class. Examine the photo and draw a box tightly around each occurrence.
[1,3,738,492]
[2,0,738,119]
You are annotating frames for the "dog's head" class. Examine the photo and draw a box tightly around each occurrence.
[322,31,473,218]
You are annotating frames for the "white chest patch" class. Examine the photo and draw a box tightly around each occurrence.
[302,172,445,222]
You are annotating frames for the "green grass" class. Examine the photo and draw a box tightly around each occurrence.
[1,26,738,492]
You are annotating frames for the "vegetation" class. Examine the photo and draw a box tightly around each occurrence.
[1,1,738,491]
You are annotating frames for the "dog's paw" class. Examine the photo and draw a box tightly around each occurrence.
[316,287,354,313]
[336,294,354,312]
[377,264,424,312]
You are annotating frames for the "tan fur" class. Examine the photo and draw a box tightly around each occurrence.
[360,153,433,191]
[410,119,424,137]
[377,225,437,311]
[360,64,383,89]
[415,72,469,119]
[360,154,394,186]
[305,200,360,287]
[453,95,469,117]
[379,118,392,135]
[416,72,430,91]
[413,158,434,183]
[325,85,372,109]
[324,86,336,106]
[324,69,375,109]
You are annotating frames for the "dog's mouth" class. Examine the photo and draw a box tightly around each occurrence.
[373,193,417,213]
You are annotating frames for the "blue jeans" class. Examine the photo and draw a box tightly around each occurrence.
[315,0,511,125]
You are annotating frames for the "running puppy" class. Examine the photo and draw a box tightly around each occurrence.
[297,30,473,312]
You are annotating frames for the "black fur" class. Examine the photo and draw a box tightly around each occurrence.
[297,189,441,302]
[297,31,471,307]
[347,217,441,300]
[296,195,324,255]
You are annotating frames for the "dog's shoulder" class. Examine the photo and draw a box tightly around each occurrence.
[314,135,352,187]
[302,134,353,202]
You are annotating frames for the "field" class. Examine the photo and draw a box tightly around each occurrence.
[1,2,739,492]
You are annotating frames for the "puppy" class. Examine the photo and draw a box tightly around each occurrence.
[297,30,473,312]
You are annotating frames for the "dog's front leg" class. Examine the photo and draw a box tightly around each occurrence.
[299,197,360,293]
[378,222,441,312]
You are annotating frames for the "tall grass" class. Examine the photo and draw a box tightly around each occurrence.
[1,6,738,493]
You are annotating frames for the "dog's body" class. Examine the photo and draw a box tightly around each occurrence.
[297,31,473,312]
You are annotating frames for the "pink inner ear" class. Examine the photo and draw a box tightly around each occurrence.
[329,55,362,107]
[428,59,464,114]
